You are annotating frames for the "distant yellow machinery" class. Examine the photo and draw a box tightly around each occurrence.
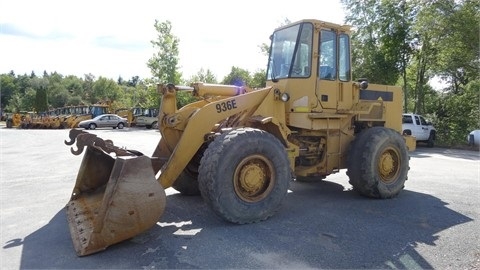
[5,104,110,129]
[64,19,415,256]
[5,112,26,128]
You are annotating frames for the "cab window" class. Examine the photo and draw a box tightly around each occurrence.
[267,23,313,79]
[319,30,337,80]
[339,33,350,81]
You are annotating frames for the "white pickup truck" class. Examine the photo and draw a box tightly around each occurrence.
[402,113,437,147]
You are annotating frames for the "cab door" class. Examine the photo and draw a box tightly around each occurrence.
[316,29,338,110]
[316,30,353,111]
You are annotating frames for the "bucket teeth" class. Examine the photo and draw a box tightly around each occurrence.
[66,129,143,157]
[65,129,88,145]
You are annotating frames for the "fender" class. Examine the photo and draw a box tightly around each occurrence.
[157,84,277,188]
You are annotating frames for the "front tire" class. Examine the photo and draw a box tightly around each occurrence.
[427,132,435,148]
[347,127,409,199]
[117,122,125,129]
[88,123,96,130]
[198,128,291,224]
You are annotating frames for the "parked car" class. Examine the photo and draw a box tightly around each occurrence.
[133,108,159,129]
[467,130,480,146]
[402,113,436,147]
[78,114,128,130]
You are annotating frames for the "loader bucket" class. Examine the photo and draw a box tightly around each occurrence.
[65,130,166,256]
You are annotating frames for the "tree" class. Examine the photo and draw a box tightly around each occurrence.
[147,20,181,85]
[186,68,218,84]
[435,80,480,144]
[251,69,267,88]
[34,86,48,112]
[433,0,479,93]
[92,77,121,104]
[83,73,96,104]
[32,77,49,112]
[127,76,140,87]
[63,75,84,98]
[0,73,17,112]
[21,87,36,111]
[221,67,252,87]
[342,0,413,86]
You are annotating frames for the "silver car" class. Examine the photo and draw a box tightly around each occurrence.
[78,114,128,130]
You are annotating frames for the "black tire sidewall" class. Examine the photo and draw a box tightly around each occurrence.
[199,128,291,223]
[347,127,409,198]
[172,170,200,196]
[427,132,435,147]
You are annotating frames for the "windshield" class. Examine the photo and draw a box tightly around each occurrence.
[267,22,313,80]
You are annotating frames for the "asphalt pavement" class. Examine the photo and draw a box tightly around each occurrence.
[1,126,479,269]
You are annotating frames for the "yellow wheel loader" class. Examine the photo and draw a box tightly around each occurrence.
[64,19,416,256]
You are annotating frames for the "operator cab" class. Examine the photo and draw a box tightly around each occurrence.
[266,20,352,112]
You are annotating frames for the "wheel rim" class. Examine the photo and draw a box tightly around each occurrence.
[234,154,275,203]
[378,147,400,183]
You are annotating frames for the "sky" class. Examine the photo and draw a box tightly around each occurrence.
[0,0,346,82]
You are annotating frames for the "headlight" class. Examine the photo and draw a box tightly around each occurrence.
[281,93,290,102]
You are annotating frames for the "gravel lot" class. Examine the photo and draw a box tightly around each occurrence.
[1,126,479,269]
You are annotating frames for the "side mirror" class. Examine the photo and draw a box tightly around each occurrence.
[357,78,369,90]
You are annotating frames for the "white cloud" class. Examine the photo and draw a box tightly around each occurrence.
[0,0,345,81]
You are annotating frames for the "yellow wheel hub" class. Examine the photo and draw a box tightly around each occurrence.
[378,148,400,183]
[234,154,275,202]
[239,162,266,194]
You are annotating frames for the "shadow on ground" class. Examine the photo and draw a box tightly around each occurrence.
[5,180,473,269]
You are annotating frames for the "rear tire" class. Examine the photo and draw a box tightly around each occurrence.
[347,127,409,199]
[198,128,291,224]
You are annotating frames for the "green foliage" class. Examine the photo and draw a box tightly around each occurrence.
[176,91,197,108]
[431,0,480,92]
[1,71,149,115]
[342,0,479,146]
[34,86,48,112]
[435,80,480,145]
[147,20,182,85]
[342,0,413,85]
[1,73,17,110]
[221,67,252,87]
[22,88,36,111]
[251,69,267,88]
[93,77,121,103]
[67,95,84,106]
[186,68,218,84]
